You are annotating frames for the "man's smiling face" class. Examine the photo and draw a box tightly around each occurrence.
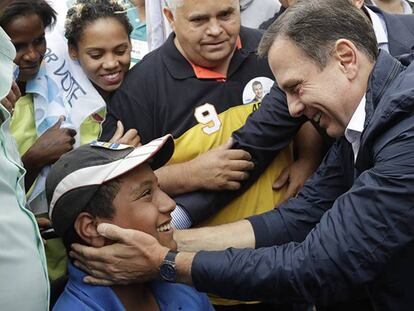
[269,37,359,138]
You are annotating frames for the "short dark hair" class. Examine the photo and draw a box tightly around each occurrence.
[62,179,120,252]
[258,0,378,68]
[65,0,133,47]
[0,0,56,29]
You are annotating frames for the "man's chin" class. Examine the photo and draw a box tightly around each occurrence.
[326,127,345,138]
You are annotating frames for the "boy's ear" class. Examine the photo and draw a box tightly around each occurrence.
[74,212,106,247]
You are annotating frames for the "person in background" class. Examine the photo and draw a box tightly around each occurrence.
[69,0,414,310]
[127,0,149,64]
[1,0,139,288]
[0,0,49,309]
[0,0,74,193]
[239,0,281,29]
[100,1,320,309]
[365,0,413,14]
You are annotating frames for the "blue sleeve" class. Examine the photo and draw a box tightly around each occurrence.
[251,138,354,247]
[191,131,414,305]
[175,85,306,224]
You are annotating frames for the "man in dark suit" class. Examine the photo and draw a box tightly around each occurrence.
[367,4,414,56]
[170,0,414,228]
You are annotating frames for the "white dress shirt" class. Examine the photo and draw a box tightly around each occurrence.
[345,95,367,162]
[365,6,389,52]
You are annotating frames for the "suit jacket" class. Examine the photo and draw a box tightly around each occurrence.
[367,5,414,56]
[192,51,414,311]
[177,6,414,225]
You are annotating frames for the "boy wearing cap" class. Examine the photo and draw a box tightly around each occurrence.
[46,135,213,311]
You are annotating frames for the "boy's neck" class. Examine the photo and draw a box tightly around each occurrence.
[112,283,159,311]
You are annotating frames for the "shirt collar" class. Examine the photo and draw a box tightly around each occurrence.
[67,262,125,310]
[162,32,249,81]
[401,0,413,13]
[189,37,242,80]
[345,94,366,144]
[365,6,388,47]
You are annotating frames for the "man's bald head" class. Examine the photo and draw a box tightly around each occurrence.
[163,0,240,72]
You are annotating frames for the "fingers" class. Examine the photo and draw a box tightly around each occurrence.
[119,128,141,146]
[283,182,301,201]
[36,217,51,229]
[217,136,234,150]
[70,243,111,263]
[130,136,141,147]
[225,149,252,161]
[273,167,290,190]
[96,223,128,242]
[1,81,21,113]
[110,124,141,147]
[72,259,120,285]
[109,120,124,143]
[65,127,77,137]
[49,116,65,130]
[1,98,13,112]
[10,80,21,98]
[83,276,115,286]
[229,159,255,172]
[221,180,242,191]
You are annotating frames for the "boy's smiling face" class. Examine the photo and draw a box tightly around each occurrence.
[105,163,177,250]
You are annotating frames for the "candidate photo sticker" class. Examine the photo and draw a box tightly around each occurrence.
[242,77,274,105]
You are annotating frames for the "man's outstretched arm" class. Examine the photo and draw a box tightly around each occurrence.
[174,84,315,225]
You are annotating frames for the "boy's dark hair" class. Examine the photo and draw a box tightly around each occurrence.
[62,179,121,252]
[65,0,133,47]
[0,0,56,29]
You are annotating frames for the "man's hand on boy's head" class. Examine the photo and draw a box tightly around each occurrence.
[70,223,169,286]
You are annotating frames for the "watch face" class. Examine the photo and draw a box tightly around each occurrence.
[160,262,176,282]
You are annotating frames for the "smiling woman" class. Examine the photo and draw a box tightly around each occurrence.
[65,0,133,99]
[0,0,140,287]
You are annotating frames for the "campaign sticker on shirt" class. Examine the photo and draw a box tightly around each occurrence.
[90,141,131,150]
[242,77,274,105]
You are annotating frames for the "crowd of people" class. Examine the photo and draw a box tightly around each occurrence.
[1,0,414,310]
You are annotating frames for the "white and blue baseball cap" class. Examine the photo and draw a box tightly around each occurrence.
[46,135,174,236]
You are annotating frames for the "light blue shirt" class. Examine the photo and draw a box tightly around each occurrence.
[0,104,49,310]
[53,263,214,311]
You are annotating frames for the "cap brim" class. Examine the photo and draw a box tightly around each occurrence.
[104,134,174,180]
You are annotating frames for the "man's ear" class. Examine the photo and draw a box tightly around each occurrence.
[333,39,358,80]
[163,7,175,30]
[351,0,365,9]
[68,44,79,61]
[74,212,106,248]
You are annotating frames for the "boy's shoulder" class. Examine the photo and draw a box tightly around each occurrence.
[151,281,214,311]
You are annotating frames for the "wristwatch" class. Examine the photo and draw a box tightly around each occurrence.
[160,250,178,282]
